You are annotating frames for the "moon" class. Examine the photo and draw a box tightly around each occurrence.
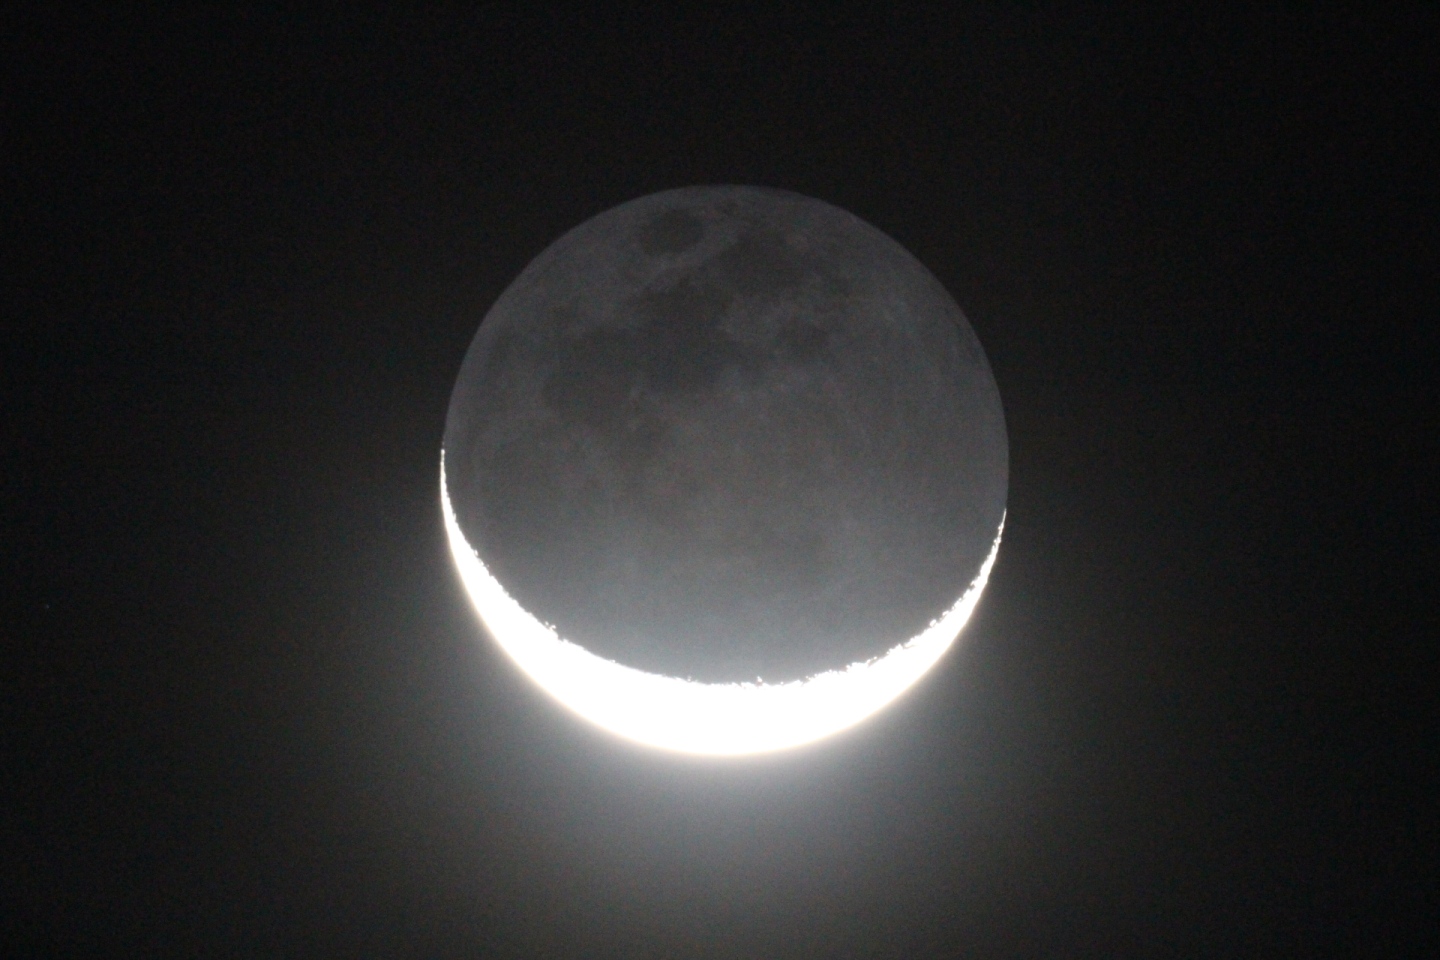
[442,186,1007,755]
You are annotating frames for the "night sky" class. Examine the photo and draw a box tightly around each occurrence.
[7,8,1432,956]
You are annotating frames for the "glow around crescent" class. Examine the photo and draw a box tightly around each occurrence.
[441,455,1003,755]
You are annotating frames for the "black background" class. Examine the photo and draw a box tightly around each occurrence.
[5,7,1433,956]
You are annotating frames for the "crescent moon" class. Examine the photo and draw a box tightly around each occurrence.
[442,453,1003,755]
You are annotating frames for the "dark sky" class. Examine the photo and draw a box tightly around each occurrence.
[6,7,1432,956]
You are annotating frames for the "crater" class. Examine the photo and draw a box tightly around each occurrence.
[774,318,830,363]
[638,208,705,255]
[631,280,750,395]
[542,328,640,428]
[711,225,805,297]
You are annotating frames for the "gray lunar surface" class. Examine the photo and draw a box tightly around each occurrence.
[443,186,1007,684]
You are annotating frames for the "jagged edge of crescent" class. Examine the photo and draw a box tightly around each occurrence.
[440,453,1003,755]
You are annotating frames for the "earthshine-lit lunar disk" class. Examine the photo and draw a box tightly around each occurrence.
[441,186,1007,755]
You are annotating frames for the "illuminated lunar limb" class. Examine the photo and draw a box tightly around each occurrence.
[442,455,1002,756]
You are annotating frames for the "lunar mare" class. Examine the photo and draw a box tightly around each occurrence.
[443,454,1003,755]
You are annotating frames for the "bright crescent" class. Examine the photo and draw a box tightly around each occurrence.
[442,454,1003,755]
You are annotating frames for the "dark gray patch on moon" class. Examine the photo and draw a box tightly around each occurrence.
[444,186,1007,684]
[637,208,705,255]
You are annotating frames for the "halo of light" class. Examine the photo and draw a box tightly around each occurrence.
[441,455,1002,755]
